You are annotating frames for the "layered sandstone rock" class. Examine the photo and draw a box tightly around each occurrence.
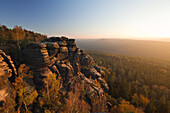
[0,50,16,105]
[22,37,109,111]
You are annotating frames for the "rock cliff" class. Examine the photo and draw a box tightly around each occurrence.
[22,37,109,111]
[0,50,16,112]
[0,37,109,112]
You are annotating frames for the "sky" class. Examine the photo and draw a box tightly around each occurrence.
[0,0,170,39]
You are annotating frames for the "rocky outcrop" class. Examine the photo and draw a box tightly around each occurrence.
[22,36,109,111]
[0,50,16,108]
[0,36,109,112]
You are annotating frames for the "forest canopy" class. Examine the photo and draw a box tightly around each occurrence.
[0,25,47,44]
[87,50,170,113]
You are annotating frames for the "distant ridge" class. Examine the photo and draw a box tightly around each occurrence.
[76,38,170,60]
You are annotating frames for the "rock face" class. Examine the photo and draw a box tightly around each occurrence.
[0,50,16,105]
[22,37,109,111]
[0,37,109,112]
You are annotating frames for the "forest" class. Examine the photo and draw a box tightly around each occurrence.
[0,25,47,43]
[87,50,170,113]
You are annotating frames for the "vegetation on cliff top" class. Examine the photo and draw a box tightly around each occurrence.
[0,25,47,44]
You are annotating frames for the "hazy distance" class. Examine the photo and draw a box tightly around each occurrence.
[76,38,170,60]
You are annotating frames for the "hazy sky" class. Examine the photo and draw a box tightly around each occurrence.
[0,0,170,39]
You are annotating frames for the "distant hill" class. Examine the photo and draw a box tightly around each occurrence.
[162,38,170,42]
[76,39,170,60]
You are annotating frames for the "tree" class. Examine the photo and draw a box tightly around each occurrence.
[63,83,91,113]
[13,64,38,113]
[38,73,62,112]
[119,99,137,113]
[132,93,150,108]
[13,25,22,52]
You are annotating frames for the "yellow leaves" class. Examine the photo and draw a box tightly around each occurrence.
[12,64,38,111]
[13,76,25,97]
[38,97,44,107]
[0,96,16,113]
[18,64,33,79]
[119,99,137,113]
[43,79,48,84]
[132,93,138,103]
[160,68,167,73]
[15,76,22,83]
[95,79,97,83]
[18,64,29,76]
[82,100,85,104]
[114,105,117,108]
[23,90,38,106]
[95,79,101,88]
[39,73,62,111]
[13,76,23,90]
[13,64,33,92]
[107,70,111,75]
[132,93,150,108]
[139,94,150,106]
[106,93,108,97]
[44,109,51,113]
[111,99,145,113]
[64,84,91,113]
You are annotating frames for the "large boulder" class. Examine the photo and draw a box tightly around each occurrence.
[80,53,93,68]
[22,43,50,67]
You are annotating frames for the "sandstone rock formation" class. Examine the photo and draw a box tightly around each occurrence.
[0,37,109,112]
[22,36,109,111]
[0,50,16,109]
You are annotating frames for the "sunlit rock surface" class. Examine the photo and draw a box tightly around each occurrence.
[22,37,109,111]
